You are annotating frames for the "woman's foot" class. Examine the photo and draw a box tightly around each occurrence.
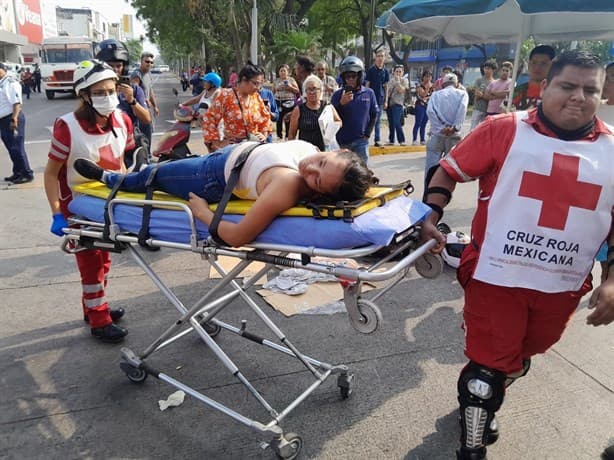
[412,140,419,146]
[74,159,104,181]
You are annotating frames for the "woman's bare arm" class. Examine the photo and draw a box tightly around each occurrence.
[188,173,304,247]
[287,107,300,140]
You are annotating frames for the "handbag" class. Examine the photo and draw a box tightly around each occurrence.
[404,104,416,116]
[281,99,296,109]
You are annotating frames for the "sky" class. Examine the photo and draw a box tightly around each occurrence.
[54,0,158,53]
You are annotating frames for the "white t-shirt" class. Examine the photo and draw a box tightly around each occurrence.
[225,140,318,199]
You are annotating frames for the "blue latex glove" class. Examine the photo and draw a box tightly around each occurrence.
[50,213,68,236]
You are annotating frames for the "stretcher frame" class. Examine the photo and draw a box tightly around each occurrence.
[61,197,440,459]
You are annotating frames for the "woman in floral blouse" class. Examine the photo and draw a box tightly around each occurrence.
[202,62,271,152]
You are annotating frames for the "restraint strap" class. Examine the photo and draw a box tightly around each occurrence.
[138,163,163,247]
[103,175,126,241]
[209,142,264,246]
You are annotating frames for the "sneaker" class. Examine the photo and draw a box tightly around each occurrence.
[10,174,34,184]
[420,140,426,145]
[91,323,128,343]
[412,141,419,146]
[74,158,104,181]
[385,142,394,146]
[126,146,149,173]
[399,142,406,146]
[84,307,125,324]
[374,142,381,147]
[456,446,487,460]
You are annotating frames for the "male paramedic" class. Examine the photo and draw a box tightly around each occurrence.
[420,50,614,460]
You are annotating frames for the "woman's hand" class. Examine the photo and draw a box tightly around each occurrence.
[187,192,212,222]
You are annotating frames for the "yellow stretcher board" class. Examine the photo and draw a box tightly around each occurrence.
[73,180,412,221]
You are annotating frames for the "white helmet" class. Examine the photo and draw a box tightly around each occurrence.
[73,59,117,95]
[441,230,470,269]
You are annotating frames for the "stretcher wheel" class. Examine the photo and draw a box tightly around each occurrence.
[271,432,302,460]
[200,320,221,338]
[120,361,148,384]
[414,253,444,279]
[337,372,354,399]
[351,299,382,334]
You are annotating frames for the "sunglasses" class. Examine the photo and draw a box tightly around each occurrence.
[144,60,154,64]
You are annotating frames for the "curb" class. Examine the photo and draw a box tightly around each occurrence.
[370,145,425,156]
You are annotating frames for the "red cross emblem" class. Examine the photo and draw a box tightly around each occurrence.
[518,153,601,230]
[97,144,121,170]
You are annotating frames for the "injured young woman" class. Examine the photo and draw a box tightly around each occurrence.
[74,140,378,247]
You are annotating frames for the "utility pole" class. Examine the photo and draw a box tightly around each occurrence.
[251,0,258,64]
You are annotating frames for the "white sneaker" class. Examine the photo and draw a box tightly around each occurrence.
[412,141,419,146]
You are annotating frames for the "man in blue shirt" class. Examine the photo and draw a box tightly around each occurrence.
[365,49,389,147]
[331,56,378,164]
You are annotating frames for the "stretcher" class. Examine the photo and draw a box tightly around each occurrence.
[61,181,442,459]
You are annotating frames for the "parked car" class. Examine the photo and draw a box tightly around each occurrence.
[152,64,169,73]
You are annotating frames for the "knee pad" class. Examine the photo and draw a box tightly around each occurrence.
[458,361,506,449]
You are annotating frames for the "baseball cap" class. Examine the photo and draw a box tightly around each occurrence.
[530,44,555,60]
[442,73,458,86]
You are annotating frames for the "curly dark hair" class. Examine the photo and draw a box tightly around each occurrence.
[333,150,379,202]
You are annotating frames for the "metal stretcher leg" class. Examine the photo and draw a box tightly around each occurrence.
[117,245,354,460]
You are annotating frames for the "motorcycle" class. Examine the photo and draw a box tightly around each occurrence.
[152,88,199,162]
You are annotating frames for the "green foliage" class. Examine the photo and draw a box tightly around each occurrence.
[125,38,143,65]
[268,30,322,67]
[130,0,399,74]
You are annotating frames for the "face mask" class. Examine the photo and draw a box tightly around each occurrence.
[90,94,119,116]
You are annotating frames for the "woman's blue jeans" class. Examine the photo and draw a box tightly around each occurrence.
[105,145,233,201]
[387,104,405,144]
[412,104,428,142]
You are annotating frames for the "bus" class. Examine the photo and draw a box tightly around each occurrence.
[40,36,94,100]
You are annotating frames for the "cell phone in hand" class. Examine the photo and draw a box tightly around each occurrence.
[119,75,131,85]
[344,85,354,94]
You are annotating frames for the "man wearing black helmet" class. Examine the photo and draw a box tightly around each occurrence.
[331,55,379,164]
[96,39,151,130]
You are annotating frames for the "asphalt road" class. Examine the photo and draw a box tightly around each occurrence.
[0,73,613,460]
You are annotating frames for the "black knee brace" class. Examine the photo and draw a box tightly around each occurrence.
[457,361,506,449]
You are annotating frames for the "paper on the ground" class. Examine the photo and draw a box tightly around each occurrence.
[158,390,186,411]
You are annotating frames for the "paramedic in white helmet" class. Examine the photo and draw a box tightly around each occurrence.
[43,59,136,343]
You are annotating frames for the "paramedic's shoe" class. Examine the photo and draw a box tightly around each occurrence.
[602,445,614,460]
[4,173,18,181]
[91,323,128,343]
[84,307,125,324]
[456,446,487,460]
[74,158,104,181]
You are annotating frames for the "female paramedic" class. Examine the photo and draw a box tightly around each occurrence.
[74,139,378,247]
[44,60,137,344]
